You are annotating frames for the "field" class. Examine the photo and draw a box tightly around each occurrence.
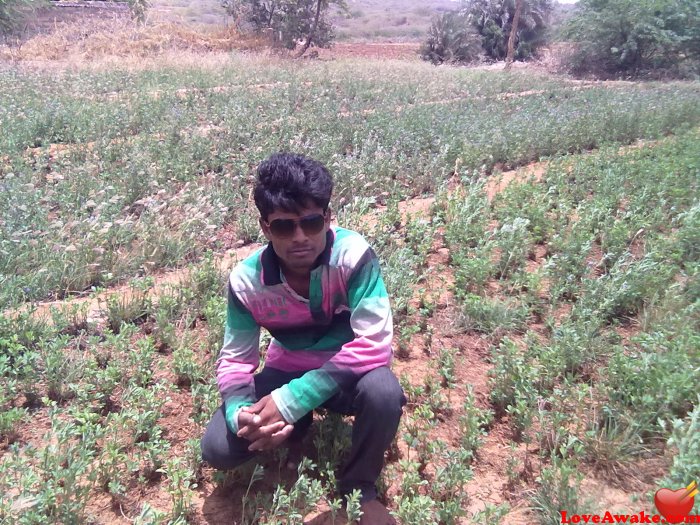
[0,50,699,524]
[143,0,457,41]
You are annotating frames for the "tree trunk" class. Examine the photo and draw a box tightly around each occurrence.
[505,0,524,70]
[295,0,324,58]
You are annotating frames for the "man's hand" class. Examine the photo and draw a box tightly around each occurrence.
[237,395,294,452]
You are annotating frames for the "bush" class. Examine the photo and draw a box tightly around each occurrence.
[564,0,700,78]
[421,1,553,65]
[420,12,483,65]
[0,0,40,38]
[463,0,553,61]
[226,0,343,50]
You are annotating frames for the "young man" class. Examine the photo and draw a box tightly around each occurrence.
[201,153,405,524]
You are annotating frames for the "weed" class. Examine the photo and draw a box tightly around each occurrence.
[489,338,540,429]
[313,410,353,472]
[662,396,700,488]
[102,279,153,334]
[160,457,197,522]
[531,455,587,525]
[472,502,511,524]
[458,387,493,459]
[436,347,458,388]
[459,294,529,335]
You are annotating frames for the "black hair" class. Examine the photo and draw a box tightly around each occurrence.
[253,152,334,220]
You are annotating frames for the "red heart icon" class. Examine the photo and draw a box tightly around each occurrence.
[654,488,695,524]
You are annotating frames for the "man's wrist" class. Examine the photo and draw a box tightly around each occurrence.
[224,401,250,434]
[270,388,297,424]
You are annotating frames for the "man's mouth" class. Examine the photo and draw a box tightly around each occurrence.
[289,247,313,256]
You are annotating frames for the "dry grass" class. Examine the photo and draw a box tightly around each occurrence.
[0,17,265,63]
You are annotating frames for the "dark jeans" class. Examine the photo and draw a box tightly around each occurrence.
[201,366,406,503]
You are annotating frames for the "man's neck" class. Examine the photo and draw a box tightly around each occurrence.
[280,263,311,298]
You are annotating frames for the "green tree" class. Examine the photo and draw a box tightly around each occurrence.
[223,0,346,55]
[419,11,483,65]
[564,0,700,78]
[461,0,553,61]
[0,0,40,38]
[127,0,150,25]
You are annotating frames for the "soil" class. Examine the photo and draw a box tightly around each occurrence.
[316,43,421,61]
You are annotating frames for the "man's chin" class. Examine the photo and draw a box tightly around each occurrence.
[280,257,311,272]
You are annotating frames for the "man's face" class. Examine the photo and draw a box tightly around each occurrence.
[260,204,331,274]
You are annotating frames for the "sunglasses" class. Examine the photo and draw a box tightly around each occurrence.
[264,212,328,238]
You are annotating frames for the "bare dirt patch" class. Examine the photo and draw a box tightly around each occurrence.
[317,42,420,61]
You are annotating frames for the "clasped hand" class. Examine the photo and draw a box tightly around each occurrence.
[237,395,294,452]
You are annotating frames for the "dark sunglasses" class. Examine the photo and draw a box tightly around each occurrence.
[265,212,327,238]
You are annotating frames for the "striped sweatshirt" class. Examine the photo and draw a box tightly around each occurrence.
[216,226,393,433]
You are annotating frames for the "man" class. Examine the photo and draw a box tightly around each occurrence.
[201,152,405,524]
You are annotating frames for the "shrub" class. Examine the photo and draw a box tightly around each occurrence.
[564,0,700,78]
[420,12,483,65]
[463,0,553,61]
[662,397,700,489]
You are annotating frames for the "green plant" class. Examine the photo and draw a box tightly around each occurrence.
[532,452,588,525]
[395,322,421,359]
[432,450,472,524]
[160,457,197,522]
[313,410,352,472]
[662,396,700,489]
[436,347,458,388]
[459,387,494,459]
[172,338,205,388]
[472,503,511,524]
[458,294,529,335]
[462,0,553,61]
[420,11,483,65]
[489,338,540,416]
[0,406,26,444]
[492,217,533,279]
[41,335,83,402]
[127,0,149,24]
[102,280,153,334]
[564,0,700,78]
[127,336,158,388]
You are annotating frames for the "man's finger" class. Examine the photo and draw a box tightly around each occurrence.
[248,437,272,452]
[258,421,287,435]
[245,397,269,414]
[244,421,285,442]
[248,428,291,452]
[271,424,294,438]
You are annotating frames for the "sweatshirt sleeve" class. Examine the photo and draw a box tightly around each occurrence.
[216,284,261,433]
[270,248,393,423]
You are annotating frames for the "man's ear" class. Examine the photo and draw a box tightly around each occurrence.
[259,217,272,241]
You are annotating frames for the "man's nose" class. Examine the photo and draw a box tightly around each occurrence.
[291,222,308,241]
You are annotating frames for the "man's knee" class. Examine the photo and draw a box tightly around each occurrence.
[355,367,406,416]
[201,422,253,470]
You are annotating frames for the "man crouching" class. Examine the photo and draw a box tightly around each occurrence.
[201,152,405,524]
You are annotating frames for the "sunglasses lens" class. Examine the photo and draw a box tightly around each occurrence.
[269,219,296,237]
[300,214,325,235]
[268,213,326,238]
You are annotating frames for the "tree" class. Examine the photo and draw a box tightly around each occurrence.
[419,11,483,65]
[461,0,553,61]
[0,0,40,39]
[505,0,524,68]
[127,0,150,25]
[223,0,346,55]
[564,0,700,78]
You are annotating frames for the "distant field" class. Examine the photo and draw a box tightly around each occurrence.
[146,0,457,40]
